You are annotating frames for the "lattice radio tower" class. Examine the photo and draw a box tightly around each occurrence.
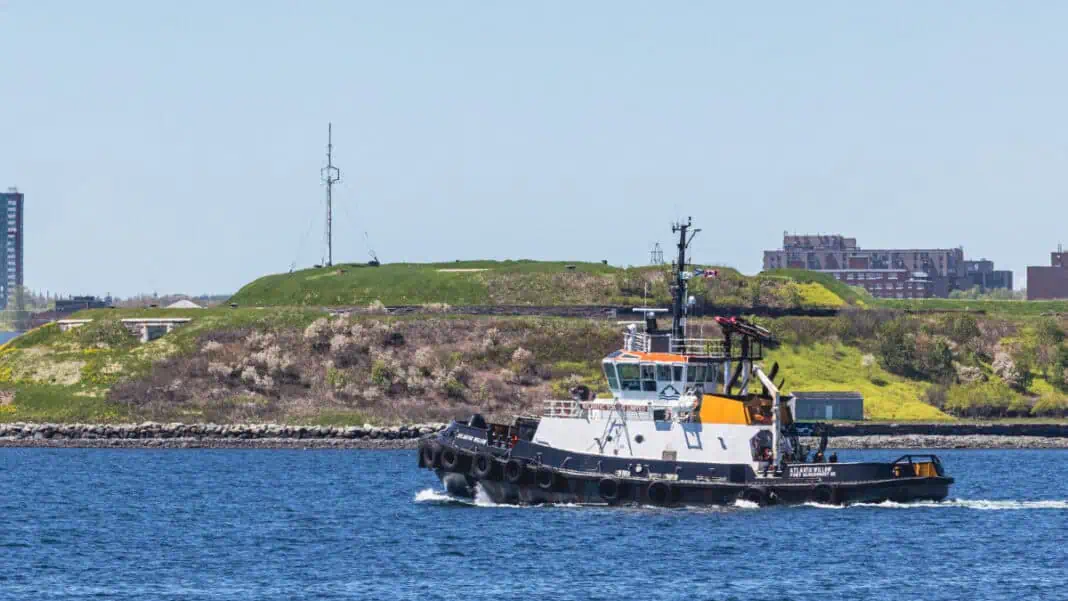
[650,242,664,265]
[321,123,342,267]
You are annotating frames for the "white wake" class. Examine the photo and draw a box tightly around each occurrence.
[805,499,1068,511]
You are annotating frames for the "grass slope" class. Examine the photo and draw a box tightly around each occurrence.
[230,261,853,309]
[761,268,870,305]
[0,307,327,423]
[873,298,1068,315]
[229,261,625,307]
[766,343,950,421]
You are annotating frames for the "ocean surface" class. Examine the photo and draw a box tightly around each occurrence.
[1,448,1066,601]
[0,332,22,345]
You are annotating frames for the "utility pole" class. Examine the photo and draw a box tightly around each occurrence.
[321,123,341,267]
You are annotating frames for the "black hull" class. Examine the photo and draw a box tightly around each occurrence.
[435,468,952,507]
[419,424,953,508]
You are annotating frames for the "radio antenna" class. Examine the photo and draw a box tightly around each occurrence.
[321,123,341,267]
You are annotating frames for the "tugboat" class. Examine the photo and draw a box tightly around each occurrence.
[418,219,953,506]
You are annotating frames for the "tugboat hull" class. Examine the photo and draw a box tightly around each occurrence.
[420,429,953,508]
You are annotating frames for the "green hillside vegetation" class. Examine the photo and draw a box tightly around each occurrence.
[229,261,852,309]
[761,268,870,305]
[5,299,1068,424]
[873,297,1068,316]
[765,343,948,421]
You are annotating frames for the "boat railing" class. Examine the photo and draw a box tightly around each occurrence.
[623,331,651,353]
[543,399,681,421]
[542,399,587,418]
[670,338,728,358]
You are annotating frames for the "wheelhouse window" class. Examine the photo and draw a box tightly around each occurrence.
[673,365,684,382]
[603,362,619,390]
[656,365,672,382]
[616,363,641,391]
[688,365,706,383]
[640,364,657,392]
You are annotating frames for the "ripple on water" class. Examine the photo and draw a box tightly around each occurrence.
[2,448,1067,601]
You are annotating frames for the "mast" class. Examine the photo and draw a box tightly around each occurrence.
[321,123,341,267]
[670,217,700,342]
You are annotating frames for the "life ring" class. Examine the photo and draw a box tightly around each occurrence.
[504,458,527,484]
[536,466,557,490]
[420,442,442,469]
[440,447,469,473]
[813,484,834,505]
[598,478,622,503]
[646,481,672,506]
[470,453,498,480]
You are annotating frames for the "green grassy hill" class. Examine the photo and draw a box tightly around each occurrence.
[229,261,855,309]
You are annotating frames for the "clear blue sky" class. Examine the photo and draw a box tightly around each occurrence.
[2,1,1066,297]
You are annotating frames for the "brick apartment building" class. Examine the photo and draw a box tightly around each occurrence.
[1027,250,1068,300]
[763,233,1012,299]
[823,269,934,299]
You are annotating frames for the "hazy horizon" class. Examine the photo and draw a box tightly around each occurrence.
[4,1,1066,296]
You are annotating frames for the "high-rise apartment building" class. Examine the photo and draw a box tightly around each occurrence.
[1,188,24,310]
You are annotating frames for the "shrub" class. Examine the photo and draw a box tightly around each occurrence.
[934,313,981,346]
[413,347,436,374]
[833,308,895,342]
[329,334,358,366]
[877,318,917,377]
[511,347,536,374]
[442,377,466,399]
[1031,395,1068,417]
[924,384,948,409]
[481,328,501,353]
[207,362,232,380]
[245,331,275,351]
[303,318,332,351]
[325,366,347,391]
[992,351,1023,390]
[955,364,985,384]
[944,381,1018,418]
[916,336,955,383]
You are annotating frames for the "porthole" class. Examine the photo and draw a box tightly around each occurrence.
[635,434,645,444]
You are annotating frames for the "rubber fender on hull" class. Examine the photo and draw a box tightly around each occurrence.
[440,447,470,473]
[504,459,527,484]
[646,481,674,506]
[813,484,835,505]
[421,442,442,469]
[536,466,556,490]
[740,487,767,506]
[470,453,499,480]
[598,478,621,503]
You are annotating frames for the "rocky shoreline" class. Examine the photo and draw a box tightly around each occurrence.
[0,422,447,449]
[1,422,1067,450]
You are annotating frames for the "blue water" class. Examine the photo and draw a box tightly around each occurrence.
[0,332,22,345]
[1,449,1066,601]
